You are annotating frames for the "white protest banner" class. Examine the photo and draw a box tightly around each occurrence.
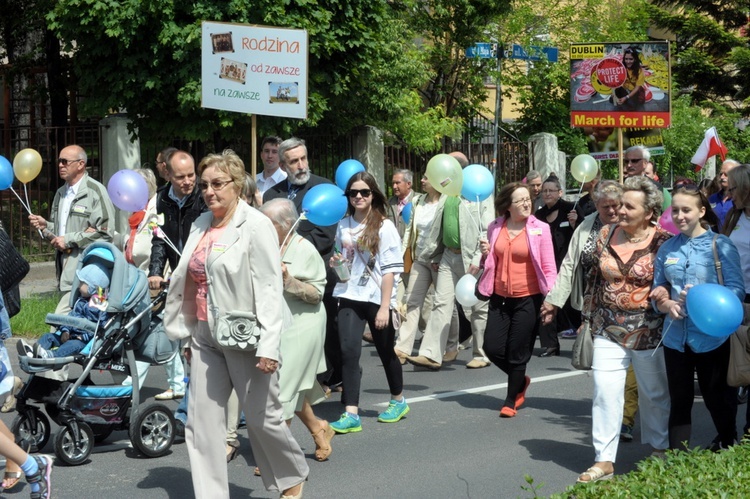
[201,21,308,119]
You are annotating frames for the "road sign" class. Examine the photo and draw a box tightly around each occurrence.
[510,44,558,63]
[466,43,498,59]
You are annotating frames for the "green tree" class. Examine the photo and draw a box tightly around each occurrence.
[45,0,459,151]
[647,0,750,112]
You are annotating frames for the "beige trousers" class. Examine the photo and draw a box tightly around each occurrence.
[395,260,457,355]
[418,251,488,363]
[188,321,308,498]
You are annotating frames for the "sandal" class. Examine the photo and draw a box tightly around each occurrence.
[311,421,334,461]
[254,466,261,476]
[1,377,23,413]
[577,466,614,483]
[1,471,23,491]
[226,439,240,463]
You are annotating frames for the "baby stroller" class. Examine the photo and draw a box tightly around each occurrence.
[12,242,179,465]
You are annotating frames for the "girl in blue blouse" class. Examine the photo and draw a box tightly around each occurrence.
[652,186,745,451]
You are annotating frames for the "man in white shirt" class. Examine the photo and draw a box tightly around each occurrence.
[255,136,287,194]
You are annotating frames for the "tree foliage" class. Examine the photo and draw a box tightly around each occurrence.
[647,0,750,112]
[44,0,461,151]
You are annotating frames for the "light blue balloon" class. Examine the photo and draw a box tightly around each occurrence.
[461,164,494,202]
[335,159,365,190]
[685,283,744,337]
[302,183,348,226]
[401,202,413,225]
[0,155,13,190]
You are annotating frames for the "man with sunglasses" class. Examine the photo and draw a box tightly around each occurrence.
[709,159,740,227]
[29,144,115,314]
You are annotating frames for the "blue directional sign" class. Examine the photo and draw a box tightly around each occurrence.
[510,44,559,63]
[466,43,498,59]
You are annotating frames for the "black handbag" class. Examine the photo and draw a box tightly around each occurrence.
[2,284,22,318]
[0,228,30,297]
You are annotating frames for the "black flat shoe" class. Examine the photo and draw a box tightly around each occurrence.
[539,347,560,358]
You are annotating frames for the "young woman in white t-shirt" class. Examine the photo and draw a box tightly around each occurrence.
[329,172,407,434]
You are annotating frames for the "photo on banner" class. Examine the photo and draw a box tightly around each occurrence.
[584,127,664,160]
[570,41,671,129]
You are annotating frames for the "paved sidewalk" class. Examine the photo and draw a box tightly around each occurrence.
[20,261,59,298]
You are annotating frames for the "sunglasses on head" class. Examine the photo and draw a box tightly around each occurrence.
[346,188,372,198]
[674,182,698,192]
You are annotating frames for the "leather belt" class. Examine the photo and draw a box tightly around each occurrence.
[445,247,461,254]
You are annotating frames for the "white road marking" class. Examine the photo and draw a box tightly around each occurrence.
[375,370,589,406]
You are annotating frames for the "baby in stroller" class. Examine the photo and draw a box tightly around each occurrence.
[17,248,113,360]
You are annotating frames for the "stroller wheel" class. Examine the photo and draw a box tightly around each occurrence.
[11,408,51,453]
[54,422,94,466]
[131,403,175,458]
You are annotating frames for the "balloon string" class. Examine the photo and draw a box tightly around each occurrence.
[280,215,303,261]
[571,176,587,212]
[651,320,674,356]
[10,187,31,214]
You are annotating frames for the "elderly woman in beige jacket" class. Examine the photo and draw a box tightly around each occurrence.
[164,150,307,499]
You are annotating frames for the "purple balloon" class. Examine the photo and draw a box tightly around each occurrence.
[107,170,149,212]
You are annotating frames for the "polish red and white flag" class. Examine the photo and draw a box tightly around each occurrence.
[691,127,728,171]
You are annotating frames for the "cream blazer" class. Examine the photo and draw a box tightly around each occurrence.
[163,200,284,361]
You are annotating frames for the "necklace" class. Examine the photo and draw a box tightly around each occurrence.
[623,227,650,243]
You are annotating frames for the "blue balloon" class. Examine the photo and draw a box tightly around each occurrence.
[0,155,13,190]
[401,202,413,225]
[685,283,744,337]
[302,184,348,226]
[461,164,494,202]
[335,159,365,190]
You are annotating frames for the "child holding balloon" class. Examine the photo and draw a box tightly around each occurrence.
[329,171,407,433]
[651,185,745,451]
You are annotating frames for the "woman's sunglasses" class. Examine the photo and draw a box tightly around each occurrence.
[346,189,372,198]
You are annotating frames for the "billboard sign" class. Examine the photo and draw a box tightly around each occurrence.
[201,21,308,119]
[570,42,670,129]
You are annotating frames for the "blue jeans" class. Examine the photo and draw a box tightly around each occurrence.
[38,332,87,357]
[175,380,189,424]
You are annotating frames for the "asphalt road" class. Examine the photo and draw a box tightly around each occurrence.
[1,337,745,499]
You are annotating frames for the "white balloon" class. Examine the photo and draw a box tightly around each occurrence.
[455,274,479,308]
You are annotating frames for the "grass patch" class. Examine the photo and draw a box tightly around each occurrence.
[547,440,750,498]
[10,293,63,338]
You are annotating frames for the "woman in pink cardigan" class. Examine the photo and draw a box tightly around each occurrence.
[477,182,557,417]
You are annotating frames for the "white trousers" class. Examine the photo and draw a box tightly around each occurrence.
[591,336,670,462]
[419,251,487,363]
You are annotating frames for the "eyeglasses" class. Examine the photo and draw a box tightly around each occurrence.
[625,158,643,164]
[511,198,532,206]
[674,182,698,191]
[346,189,372,198]
[199,179,233,192]
[541,189,560,194]
[58,158,82,166]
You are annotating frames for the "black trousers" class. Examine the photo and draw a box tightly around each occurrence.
[664,340,738,449]
[483,294,543,409]
[337,298,403,407]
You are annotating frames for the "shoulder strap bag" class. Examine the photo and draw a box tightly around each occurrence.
[714,234,750,387]
[572,224,616,370]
